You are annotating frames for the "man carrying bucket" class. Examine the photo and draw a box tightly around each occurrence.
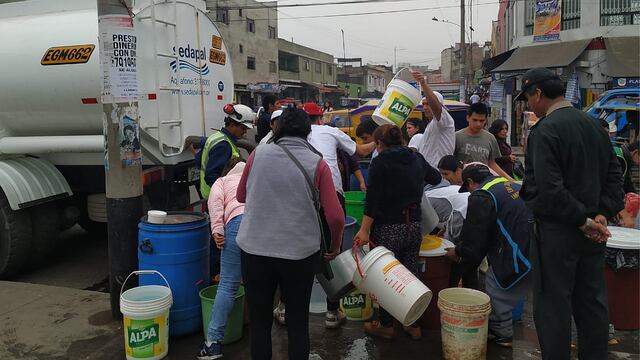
[410,71,456,169]
[445,164,533,348]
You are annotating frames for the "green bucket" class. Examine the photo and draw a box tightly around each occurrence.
[345,191,366,225]
[199,285,245,344]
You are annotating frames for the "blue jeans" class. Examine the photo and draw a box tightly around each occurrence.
[207,215,243,342]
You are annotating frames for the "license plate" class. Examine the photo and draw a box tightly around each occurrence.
[188,166,200,182]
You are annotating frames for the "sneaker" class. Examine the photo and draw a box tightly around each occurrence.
[363,321,394,340]
[488,331,512,348]
[197,341,222,360]
[273,306,286,325]
[325,310,346,329]
[403,325,422,340]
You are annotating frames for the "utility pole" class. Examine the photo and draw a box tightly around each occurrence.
[394,46,397,74]
[341,29,347,95]
[459,0,466,102]
[96,0,144,319]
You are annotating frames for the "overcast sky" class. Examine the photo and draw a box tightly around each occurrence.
[260,0,500,69]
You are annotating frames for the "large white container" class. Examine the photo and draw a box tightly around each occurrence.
[0,0,234,164]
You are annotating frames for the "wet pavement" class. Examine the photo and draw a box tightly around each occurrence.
[0,280,638,360]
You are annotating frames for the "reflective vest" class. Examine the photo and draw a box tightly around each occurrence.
[200,131,240,199]
[478,177,533,289]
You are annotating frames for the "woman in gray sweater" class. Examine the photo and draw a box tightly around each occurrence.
[235,108,344,360]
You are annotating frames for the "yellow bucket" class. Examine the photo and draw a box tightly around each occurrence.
[421,235,443,251]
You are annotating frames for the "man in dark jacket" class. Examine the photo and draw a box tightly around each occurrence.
[518,68,624,360]
[446,164,532,348]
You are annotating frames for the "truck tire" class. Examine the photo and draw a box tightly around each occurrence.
[28,203,60,266]
[0,191,32,278]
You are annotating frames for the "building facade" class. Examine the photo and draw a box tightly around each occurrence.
[440,43,485,83]
[206,0,279,107]
[278,39,339,104]
[488,0,639,145]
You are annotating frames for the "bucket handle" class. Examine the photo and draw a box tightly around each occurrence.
[120,270,172,299]
[353,240,376,279]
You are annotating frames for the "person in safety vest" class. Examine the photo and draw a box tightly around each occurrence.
[188,104,256,199]
[445,164,533,348]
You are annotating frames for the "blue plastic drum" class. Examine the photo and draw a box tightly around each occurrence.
[138,212,211,336]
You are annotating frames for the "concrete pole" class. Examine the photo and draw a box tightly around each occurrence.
[460,0,466,102]
[96,0,144,319]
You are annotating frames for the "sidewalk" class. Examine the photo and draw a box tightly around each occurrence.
[0,281,638,360]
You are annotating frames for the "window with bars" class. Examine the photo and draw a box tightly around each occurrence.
[601,0,640,26]
[327,64,333,76]
[247,18,255,33]
[247,56,256,70]
[562,0,581,30]
[216,8,229,24]
[524,0,535,36]
[315,62,322,73]
[268,26,276,39]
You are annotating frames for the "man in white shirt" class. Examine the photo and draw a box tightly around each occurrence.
[411,71,456,168]
[304,103,376,196]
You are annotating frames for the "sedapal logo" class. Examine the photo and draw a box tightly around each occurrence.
[170,45,210,75]
[128,324,160,348]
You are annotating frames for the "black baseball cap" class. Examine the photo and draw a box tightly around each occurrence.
[459,164,493,193]
[514,67,560,101]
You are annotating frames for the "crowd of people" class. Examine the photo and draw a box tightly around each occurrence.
[189,67,634,360]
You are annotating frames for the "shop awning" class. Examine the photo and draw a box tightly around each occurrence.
[604,37,640,77]
[482,49,516,73]
[492,40,590,72]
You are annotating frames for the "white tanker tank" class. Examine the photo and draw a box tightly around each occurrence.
[0,0,235,277]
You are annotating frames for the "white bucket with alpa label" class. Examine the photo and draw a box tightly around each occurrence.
[352,246,432,326]
[372,68,422,127]
[120,270,173,360]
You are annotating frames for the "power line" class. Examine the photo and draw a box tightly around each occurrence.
[226,0,425,9]
[226,1,503,21]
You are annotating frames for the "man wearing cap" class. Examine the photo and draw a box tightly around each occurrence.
[445,164,533,348]
[410,71,456,168]
[517,67,624,359]
[257,109,282,146]
[189,103,256,199]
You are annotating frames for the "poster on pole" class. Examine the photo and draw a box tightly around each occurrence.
[98,15,138,100]
[115,103,142,167]
[533,0,562,42]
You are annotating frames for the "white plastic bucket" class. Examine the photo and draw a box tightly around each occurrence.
[309,277,328,314]
[438,288,492,360]
[120,270,173,360]
[372,69,422,127]
[147,210,167,224]
[352,246,432,326]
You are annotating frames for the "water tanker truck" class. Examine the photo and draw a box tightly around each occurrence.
[0,0,235,277]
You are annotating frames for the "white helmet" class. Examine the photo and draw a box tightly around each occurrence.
[223,103,256,128]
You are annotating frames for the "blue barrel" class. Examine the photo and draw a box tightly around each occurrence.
[138,212,211,336]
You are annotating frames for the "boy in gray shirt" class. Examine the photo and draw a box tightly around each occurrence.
[454,103,513,180]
